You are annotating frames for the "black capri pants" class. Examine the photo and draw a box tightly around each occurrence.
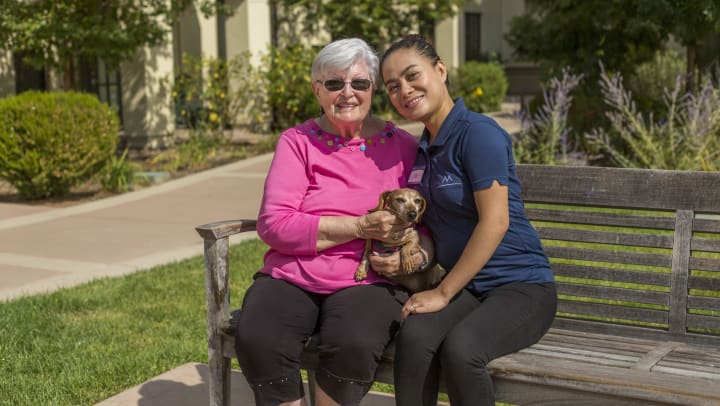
[393,282,557,406]
[234,273,408,406]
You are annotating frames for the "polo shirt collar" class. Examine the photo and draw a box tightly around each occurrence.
[419,98,468,149]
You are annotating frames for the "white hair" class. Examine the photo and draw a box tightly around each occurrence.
[311,38,380,88]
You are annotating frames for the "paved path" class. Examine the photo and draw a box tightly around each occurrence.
[0,154,271,301]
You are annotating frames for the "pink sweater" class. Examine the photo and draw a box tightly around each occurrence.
[257,119,419,294]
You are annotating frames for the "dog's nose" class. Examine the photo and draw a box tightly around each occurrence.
[408,211,417,220]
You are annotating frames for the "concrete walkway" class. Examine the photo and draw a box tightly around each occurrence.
[96,363,429,406]
[0,107,519,405]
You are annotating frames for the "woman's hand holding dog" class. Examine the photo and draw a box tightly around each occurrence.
[370,248,424,277]
[356,210,411,242]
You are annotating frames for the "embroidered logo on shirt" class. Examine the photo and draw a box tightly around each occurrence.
[441,175,454,184]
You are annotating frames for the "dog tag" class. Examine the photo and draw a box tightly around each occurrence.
[408,168,424,185]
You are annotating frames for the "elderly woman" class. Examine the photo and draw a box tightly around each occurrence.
[234,38,434,406]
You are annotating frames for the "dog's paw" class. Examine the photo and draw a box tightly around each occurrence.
[401,252,415,274]
[355,265,368,281]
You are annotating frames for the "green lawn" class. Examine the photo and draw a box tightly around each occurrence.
[0,239,265,406]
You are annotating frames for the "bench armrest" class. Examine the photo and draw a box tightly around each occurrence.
[195,219,258,241]
[196,218,258,405]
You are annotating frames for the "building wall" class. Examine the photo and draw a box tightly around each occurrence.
[435,0,527,68]
[120,35,176,150]
[225,0,271,66]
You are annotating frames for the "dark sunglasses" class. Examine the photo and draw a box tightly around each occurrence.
[318,78,372,92]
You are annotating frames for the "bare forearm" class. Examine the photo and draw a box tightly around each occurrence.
[317,216,362,251]
[436,220,506,299]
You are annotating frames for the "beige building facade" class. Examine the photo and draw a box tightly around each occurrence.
[0,0,533,149]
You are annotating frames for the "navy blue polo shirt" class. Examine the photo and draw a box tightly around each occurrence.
[408,99,554,295]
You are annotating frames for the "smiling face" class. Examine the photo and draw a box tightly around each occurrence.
[312,62,374,130]
[381,48,449,125]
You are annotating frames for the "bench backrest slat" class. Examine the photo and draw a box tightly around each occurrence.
[558,283,668,305]
[544,246,671,268]
[557,301,668,324]
[552,263,670,285]
[527,208,676,230]
[517,165,720,346]
[518,165,720,211]
[536,227,674,249]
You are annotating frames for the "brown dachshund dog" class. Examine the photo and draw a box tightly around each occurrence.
[355,188,444,292]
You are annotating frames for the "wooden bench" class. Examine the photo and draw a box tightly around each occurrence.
[196,164,720,405]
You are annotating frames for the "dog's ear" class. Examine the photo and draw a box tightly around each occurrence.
[416,195,427,223]
[378,190,393,210]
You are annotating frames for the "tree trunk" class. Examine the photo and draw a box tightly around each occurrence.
[62,58,76,90]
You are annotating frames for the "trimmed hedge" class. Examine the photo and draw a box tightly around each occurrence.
[0,91,119,199]
[450,61,508,113]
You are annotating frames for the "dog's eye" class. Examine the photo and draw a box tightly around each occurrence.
[395,198,406,204]
[414,198,423,204]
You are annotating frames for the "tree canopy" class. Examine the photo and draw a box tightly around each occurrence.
[273,0,465,52]
[0,0,229,89]
[506,0,720,87]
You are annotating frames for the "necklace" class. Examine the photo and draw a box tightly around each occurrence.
[309,120,396,152]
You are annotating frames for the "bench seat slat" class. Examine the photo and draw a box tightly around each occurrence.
[672,345,720,360]
[539,336,653,356]
[537,227,674,249]
[528,343,640,362]
[527,208,676,230]
[558,282,669,305]
[545,246,672,268]
[662,355,720,368]
[518,347,637,368]
[652,364,720,380]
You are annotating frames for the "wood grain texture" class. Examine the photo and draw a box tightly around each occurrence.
[518,165,720,211]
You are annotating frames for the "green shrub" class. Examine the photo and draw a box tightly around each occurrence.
[263,42,320,131]
[450,61,508,113]
[627,49,686,117]
[99,149,140,193]
[0,91,119,199]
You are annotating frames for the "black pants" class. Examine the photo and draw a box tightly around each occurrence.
[234,273,408,406]
[393,282,557,406]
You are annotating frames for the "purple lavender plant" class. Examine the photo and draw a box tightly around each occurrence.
[589,62,720,170]
[515,68,583,164]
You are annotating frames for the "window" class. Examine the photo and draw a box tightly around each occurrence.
[78,58,123,125]
[13,53,46,93]
[465,12,483,62]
